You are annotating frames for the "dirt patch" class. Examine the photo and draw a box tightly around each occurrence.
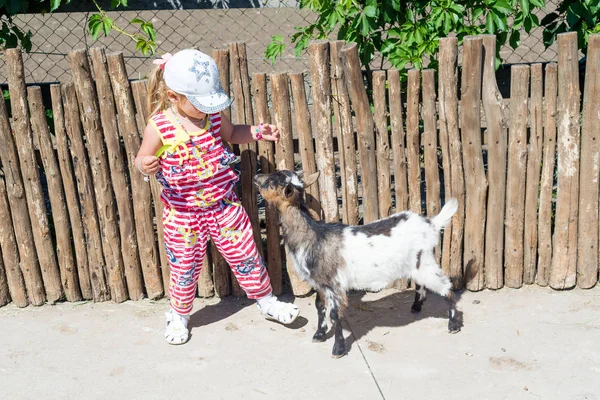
[489,356,536,371]
[225,322,239,331]
[367,341,386,354]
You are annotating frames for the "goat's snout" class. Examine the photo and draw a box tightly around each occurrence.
[253,174,267,189]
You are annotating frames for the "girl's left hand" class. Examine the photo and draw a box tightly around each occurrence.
[258,123,280,143]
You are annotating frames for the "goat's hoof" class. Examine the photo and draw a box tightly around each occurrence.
[312,331,326,342]
[410,304,422,313]
[331,343,346,358]
[448,320,461,334]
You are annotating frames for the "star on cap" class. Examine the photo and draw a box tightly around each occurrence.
[189,58,210,82]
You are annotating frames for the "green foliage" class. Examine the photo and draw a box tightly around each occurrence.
[266,35,286,65]
[0,0,157,56]
[266,0,547,71]
[541,0,600,52]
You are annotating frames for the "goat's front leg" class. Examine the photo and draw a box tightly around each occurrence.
[330,304,346,358]
[410,284,427,313]
[446,291,461,333]
[312,290,327,342]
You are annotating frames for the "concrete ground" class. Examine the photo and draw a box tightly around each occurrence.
[1,286,599,400]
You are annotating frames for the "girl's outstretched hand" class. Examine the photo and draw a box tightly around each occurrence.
[139,155,159,174]
[258,124,280,144]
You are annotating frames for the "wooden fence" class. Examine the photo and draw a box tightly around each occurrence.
[0,32,598,308]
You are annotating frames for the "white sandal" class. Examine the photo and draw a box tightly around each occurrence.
[257,296,300,325]
[165,309,190,345]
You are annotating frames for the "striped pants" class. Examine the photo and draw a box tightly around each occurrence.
[163,192,272,315]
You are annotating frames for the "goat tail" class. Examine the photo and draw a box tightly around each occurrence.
[431,198,458,232]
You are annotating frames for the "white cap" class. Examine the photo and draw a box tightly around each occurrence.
[163,49,231,114]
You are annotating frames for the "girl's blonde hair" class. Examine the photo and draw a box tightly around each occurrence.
[147,64,170,118]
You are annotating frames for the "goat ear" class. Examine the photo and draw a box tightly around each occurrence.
[303,171,320,187]
[284,183,294,198]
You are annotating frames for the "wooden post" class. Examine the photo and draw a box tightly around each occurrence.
[0,175,28,307]
[577,34,600,289]
[106,52,164,299]
[330,41,347,223]
[504,65,530,289]
[309,41,339,223]
[6,48,63,303]
[481,35,508,290]
[267,73,292,295]
[68,50,128,302]
[0,246,9,306]
[438,37,464,288]
[62,82,111,302]
[523,64,544,285]
[290,72,322,218]
[130,79,171,295]
[211,245,231,297]
[422,70,440,220]
[550,32,581,290]
[90,48,145,300]
[330,41,358,225]
[537,64,558,287]
[0,75,44,306]
[197,253,214,298]
[212,49,231,121]
[406,69,422,214]
[50,85,93,299]
[341,42,379,223]
[229,42,257,297]
[388,69,408,213]
[372,71,393,218]
[28,86,82,302]
[461,37,487,291]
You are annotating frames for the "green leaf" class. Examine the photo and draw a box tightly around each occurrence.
[529,0,544,8]
[486,12,495,33]
[142,22,156,41]
[364,5,377,17]
[50,0,61,12]
[519,0,530,16]
[130,18,145,24]
[509,29,521,48]
[492,10,508,31]
[102,17,113,36]
[524,14,533,31]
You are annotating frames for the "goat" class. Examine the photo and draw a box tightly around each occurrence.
[254,170,461,358]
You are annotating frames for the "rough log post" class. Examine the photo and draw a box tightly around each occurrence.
[0,245,9,306]
[290,72,322,218]
[341,43,379,223]
[461,37,487,291]
[481,35,508,290]
[28,86,82,302]
[62,82,110,302]
[0,175,28,307]
[438,37,465,288]
[197,252,214,298]
[106,52,163,299]
[406,69,422,214]
[268,73,294,295]
[422,70,441,220]
[90,48,144,300]
[523,63,544,284]
[68,50,128,302]
[537,64,558,287]
[372,71,393,218]
[388,69,408,213]
[0,76,44,306]
[130,80,171,295]
[330,41,348,223]
[550,32,581,290]
[229,42,257,297]
[576,34,600,288]
[50,85,93,299]
[6,48,62,302]
[331,41,358,224]
[309,41,339,223]
[504,65,530,289]
[212,49,231,121]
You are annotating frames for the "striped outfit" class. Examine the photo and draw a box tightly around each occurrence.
[151,111,272,315]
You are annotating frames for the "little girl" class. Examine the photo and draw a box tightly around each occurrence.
[135,49,300,345]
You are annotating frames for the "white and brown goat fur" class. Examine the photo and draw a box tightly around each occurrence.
[254,170,461,358]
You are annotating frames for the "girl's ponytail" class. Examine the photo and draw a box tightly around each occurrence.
[147,64,169,117]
